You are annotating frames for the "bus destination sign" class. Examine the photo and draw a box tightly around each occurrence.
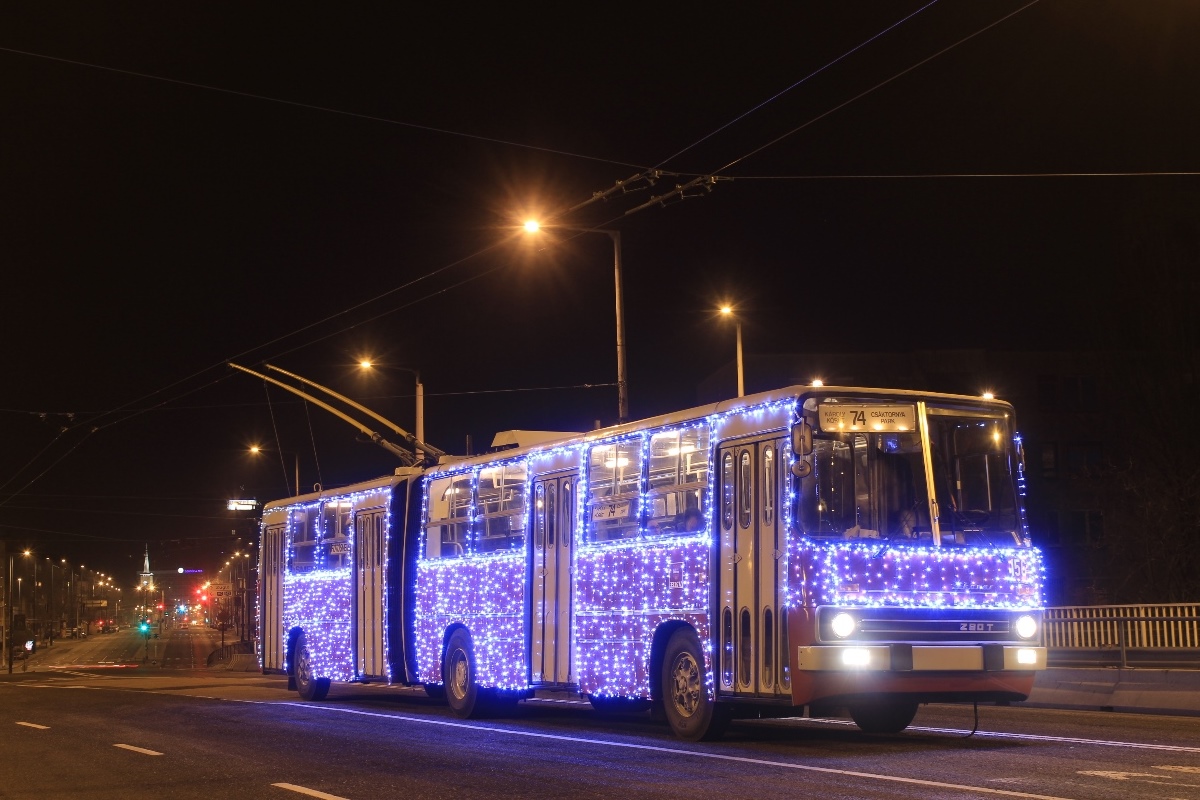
[819,404,916,432]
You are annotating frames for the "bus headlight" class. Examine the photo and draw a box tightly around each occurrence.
[830,612,857,639]
[1015,614,1038,640]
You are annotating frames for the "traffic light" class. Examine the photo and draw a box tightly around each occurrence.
[138,619,151,635]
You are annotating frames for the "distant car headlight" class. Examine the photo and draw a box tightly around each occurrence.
[1015,614,1038,639]
[831,612,857,638]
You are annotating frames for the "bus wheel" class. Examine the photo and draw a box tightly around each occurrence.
[443,629,481,718]
[849,699,919,734]
[294,633,330,701]
[661,628,727,741]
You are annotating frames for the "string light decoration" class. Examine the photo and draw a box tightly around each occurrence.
[794,541,1045,608]
[573,534,712,697]
[414,458,531,689]
[278,484,395,683]
[571,402,795,699]
[271,392,1045,705]
[1015,433,1032,546]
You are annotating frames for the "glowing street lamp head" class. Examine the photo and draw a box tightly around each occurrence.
[523,220,540,233]
[359,359,373,369]
[719,305,733,316]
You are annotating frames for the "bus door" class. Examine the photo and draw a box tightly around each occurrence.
[262,523,285,671]
[531,473,576,685]
[717,438,787,697]
[353,506,387,678]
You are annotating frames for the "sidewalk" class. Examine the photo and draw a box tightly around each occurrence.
[1023,667,1200,716]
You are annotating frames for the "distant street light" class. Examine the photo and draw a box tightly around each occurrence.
[523,221,629,423]
[719,305,745,398]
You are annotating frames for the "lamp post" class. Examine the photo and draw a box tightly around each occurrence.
[250,446,301,497]
[5,548,14,674]
[719,306,745,398]
[359,361,425,458]
[21,550,36,636]
[46,557,54,643]
[523,221,629,423]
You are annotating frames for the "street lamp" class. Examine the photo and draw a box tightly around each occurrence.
[523,220,629,423]
[358,361,425,457]
[719,305,745,398]
[5,550,13,673]
[250,445,301,497]
[21,550,36,632]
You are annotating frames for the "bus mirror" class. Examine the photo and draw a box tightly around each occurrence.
[790,460,812,479]
[791,422,812,457]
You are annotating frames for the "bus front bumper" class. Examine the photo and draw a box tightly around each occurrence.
[796,644,1046,672]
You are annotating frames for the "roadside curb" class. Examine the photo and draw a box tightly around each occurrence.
[1022,667,1200,716]
[222,654,259,671]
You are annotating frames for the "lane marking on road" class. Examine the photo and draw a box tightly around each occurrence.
[278,703,1075,800]
[800,717,1200,754]
[16,722,49,729]
[114,743,163,756]
[272,783,350,800]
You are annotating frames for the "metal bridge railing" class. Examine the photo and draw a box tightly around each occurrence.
[1044,604,1200,668]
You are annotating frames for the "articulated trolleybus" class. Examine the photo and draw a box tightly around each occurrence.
[259,385,1046,740]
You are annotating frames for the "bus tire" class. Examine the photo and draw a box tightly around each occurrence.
[294,632,330,701]
[443,628,481,718]
[423,683,446,699]
[849,699,919,734]
[661,628,727,741]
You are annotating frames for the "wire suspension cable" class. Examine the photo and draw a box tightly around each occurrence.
[653,0,941,171]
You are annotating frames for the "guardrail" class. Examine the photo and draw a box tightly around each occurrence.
[1045,604,1200,668]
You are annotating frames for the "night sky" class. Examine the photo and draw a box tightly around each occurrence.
[3,2,1198,582]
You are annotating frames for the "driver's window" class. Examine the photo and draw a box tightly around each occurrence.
[798,439,854,536]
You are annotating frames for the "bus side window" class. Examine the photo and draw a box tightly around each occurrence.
[477,461,528,554]
[289,510,315,573]
[425,474,471,559]
[646,426,709,535]
[586,438,643,542]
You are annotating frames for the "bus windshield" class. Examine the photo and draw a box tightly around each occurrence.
[797,430,931,542]
[795,405,1022,547]
[927,409,1020,547]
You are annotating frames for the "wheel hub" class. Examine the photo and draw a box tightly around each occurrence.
[670,652,701,717]
[449,651,469,700]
